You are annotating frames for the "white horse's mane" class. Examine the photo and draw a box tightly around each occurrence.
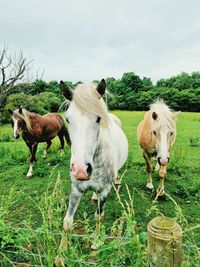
[13,109,33,132]
[150,99,175,131]
[73,83,109,127]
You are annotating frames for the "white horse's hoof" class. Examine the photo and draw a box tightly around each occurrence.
[54,255,65,267]
[146,183,154,190]
[91,192,98,205]
[63,217,73,232]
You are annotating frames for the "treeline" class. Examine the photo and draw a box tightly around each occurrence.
[1,71,200,123]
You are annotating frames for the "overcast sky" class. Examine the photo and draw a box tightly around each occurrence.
[1,0,200,83]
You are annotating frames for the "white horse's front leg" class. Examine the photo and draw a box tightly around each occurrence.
[63,186,82,232]
[55,185,82,266]
[114,175,121,192]
[91,192,98,204]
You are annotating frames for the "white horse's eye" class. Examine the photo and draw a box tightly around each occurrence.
[66,118,70,123]
[170,132,174,136]
[153,130,156,136]
[96,116,101,123]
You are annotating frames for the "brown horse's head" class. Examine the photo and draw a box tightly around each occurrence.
[8,108,31,139]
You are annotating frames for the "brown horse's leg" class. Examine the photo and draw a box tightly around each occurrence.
[27,143,38,178]
[157,165,167,197]
[58,131,65,157]
[143,151,154,190]
[43,140,52,157]
[25,142,32,154]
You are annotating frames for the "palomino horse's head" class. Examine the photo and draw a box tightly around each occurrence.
[60,79,108,180]
[8,108,31,139]
[151,107,178,166]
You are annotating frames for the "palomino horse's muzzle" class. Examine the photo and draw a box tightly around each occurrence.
[158,157,170,166]
[70,162,93,180]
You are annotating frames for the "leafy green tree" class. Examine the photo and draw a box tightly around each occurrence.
[37,92,62,112]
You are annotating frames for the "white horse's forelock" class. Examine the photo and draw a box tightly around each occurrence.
[150,99,175,132]
[72,83,109,127]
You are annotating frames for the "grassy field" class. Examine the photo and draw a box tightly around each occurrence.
[0,111,200,266]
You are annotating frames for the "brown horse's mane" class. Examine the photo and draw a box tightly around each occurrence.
[13,109,40,132]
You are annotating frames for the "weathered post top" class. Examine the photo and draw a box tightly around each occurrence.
[147,216,182,267]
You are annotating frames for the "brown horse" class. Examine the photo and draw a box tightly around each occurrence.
[137,100,178,197]
[9,108,70,178]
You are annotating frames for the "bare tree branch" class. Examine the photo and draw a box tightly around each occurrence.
[0,45,34,108]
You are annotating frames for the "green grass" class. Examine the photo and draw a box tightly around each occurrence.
[0,111,200,266]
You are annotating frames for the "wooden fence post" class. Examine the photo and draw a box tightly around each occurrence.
[147,216,182,267]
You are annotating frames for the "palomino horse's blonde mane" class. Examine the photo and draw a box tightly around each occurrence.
[13,109,33,132]
[150,100,175,132]
[73,83,109,127]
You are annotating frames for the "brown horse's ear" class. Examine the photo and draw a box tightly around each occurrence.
[8,109,13,115]
[19,107,23,114]
[97,79,106,97]
[152,111,158,120]
[60,80,73,101]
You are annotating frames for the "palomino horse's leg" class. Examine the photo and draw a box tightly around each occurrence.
[91,188,110,250]
[27,143,38,178]
[157,165,167,197]
[154,162,160,172]
[143,151,154,190]
[43,140,52,157]
[55,186,82,266]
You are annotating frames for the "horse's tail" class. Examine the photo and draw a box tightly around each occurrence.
[57,114,71,147]
[63,126,71,146]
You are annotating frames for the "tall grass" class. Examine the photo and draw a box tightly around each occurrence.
[0,171,199,266]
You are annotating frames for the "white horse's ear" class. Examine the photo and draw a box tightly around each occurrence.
[19,107,23,114]
[60,80,73,101]
[97,79,106,97]
[152,111,158,120]
[8,109,13,115]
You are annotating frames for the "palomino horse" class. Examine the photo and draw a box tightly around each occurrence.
[55,79,128,266]
[137,100,178,197]
[9,108,70,177]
